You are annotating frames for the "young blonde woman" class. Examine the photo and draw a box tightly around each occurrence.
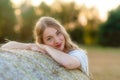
[1,16,89,76]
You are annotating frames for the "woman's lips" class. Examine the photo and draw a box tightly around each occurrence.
[55,43,62,48]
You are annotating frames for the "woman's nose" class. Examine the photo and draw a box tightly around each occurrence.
[54,37,60,44]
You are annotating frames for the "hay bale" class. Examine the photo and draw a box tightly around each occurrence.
[0,49,89,80]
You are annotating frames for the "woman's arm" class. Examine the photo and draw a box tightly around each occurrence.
[38,44,80,69]
[1,41,30,50]
[1,41,46,53]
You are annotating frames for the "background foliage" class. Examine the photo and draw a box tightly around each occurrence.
[0,0,120,47]
[98,6,120,47]
[0,0,16,42]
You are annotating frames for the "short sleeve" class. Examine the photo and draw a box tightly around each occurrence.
[68,49,89,75]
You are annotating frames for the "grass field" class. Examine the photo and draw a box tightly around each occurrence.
[80,45,120,80]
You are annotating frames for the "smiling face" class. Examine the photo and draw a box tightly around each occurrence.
[43,27,65,51]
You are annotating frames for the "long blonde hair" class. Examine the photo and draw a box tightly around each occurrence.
[34,16,80,52]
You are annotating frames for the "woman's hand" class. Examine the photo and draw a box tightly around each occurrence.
[28,44,47,54]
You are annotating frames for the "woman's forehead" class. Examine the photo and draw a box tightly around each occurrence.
[43,27,58,37]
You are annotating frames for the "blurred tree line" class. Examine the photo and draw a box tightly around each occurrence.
[0,0,16,42]
[0,0,120,47]
[98,6,120,47]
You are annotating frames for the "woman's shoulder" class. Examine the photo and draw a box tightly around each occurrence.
[68,49,87,55]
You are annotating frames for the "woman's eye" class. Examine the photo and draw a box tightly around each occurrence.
[47,37,52,41]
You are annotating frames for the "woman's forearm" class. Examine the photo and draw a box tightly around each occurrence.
[44,46,80,69]
[1,41,30,50]
[1,41,47,54]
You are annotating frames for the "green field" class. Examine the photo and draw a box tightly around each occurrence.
[81,45,120,80]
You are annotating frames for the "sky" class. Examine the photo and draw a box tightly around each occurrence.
[11,0,120,21]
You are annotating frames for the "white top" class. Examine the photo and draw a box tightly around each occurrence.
[68,49,89,76]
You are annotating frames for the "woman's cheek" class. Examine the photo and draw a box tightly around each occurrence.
[47,41,55,47]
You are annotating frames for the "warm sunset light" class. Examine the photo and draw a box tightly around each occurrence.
[74,0,120,21]
[11,0,25,7]
[31,0,41,7]
[11,0,120,21]
[31,0,54,6]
